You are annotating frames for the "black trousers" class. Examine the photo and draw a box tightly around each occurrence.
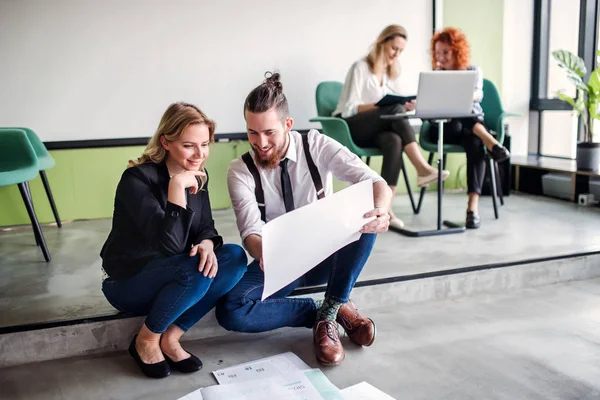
[430,118,486,195]
[343,104,416,186]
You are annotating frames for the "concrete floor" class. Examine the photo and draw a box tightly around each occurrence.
[1,193,599,328]
[1,278,600,400]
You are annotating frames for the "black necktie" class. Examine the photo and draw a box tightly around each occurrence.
[280,158,295,212]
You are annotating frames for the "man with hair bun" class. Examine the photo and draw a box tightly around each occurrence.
[216,72,392,366]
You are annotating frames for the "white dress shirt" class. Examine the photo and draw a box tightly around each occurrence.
[333,58,397,118]
[227,129,384,242]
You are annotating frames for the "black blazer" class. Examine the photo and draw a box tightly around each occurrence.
[100,162,223,280]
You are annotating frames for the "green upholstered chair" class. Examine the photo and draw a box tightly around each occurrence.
[309,81,420,213]
[0,129,51,261]
[0,127,62,227]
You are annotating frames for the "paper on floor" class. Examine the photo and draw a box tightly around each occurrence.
[179,369,344,400]
[341,381,396,399]
[261,180,374,300]
[212,351,310,385]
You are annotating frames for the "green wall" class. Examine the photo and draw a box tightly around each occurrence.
[0,139,468,227]
[443,0,504,93]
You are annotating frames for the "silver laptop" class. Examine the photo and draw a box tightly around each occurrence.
[396,71,477,119]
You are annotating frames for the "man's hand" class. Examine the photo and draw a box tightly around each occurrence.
[404,100,416,112]
[360,207,390,233]
[190,240,218,278]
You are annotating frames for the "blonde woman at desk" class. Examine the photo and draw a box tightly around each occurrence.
[335,24,449,229]
[430,27,510,229]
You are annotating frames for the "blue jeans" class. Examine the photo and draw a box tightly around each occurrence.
[102,244,247,333]
[215,233,376,333]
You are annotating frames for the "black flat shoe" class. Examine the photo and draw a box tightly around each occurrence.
[163,352,203,373]
[128,335,171,379]
[490,144,510,163]
[466,211,481,229]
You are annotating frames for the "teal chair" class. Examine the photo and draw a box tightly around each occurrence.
[309,81,420,213]
[0,129,51,262]
[418,79,518,219]
[0,127,61,228]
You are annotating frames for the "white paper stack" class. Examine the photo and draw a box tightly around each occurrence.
[177,353,344,400]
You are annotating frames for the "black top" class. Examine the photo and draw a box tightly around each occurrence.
[100,162,223,280]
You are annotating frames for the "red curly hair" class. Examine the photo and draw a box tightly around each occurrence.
[430,27,470,70]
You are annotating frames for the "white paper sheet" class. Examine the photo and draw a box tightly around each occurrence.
[177,388,204,400]
[212,352,310,385]
[261,180,374,300]
[341,381,396,399]
[180,369,344,400]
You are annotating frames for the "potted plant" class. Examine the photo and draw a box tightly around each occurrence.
[552,49,600,170]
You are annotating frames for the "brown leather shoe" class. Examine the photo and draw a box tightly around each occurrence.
[336,300,376,346]
[313,319,345,366]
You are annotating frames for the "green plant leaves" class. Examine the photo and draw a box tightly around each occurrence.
[557,92,576,107]
[588,68,600,93]
[553,49,600,142]
[552,49,587,79]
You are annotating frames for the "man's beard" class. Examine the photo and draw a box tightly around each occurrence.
[254,134,289,170]
[255,148,282,169]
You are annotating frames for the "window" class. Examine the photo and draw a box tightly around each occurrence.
[530,0,598,158]
[547,0,580,99]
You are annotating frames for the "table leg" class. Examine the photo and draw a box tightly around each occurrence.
[389,119,465,237]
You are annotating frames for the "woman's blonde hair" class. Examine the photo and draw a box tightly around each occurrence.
[129,102,216,187]
[365,24,408,80]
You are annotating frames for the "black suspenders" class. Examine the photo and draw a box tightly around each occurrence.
[241,132,324,222]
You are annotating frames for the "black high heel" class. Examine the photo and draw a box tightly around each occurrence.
[128,335,171,379]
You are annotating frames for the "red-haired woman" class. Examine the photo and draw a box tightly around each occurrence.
[430,27,510,229]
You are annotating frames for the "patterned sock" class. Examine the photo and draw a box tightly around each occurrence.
[316,297,344,321]
[314,299,323,309]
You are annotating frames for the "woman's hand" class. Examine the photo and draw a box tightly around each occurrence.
[357,104,379,113]
[170,170,206,195]
[168,170,206,208]
[404,100,416,112]
[360,206,390,234]
[190,239,218,278]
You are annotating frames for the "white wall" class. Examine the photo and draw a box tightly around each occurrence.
[502,0,534,156]
[0,0,432,142]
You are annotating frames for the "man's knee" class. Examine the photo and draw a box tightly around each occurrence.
[215,298,255,333]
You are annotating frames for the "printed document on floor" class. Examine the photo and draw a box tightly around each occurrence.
[178,369,344,400]
[341,381,396,399]
[212,352,310,385]
[261,180,374,300]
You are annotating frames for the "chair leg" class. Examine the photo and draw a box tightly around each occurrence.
[494,161,505,206]
[23,181,40,246]
[366,156,371,166]
[416,153,434,212]
[402,164,419,214]
[487,157,499,220]
[40,170,62,228]
[18,182,51,262]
